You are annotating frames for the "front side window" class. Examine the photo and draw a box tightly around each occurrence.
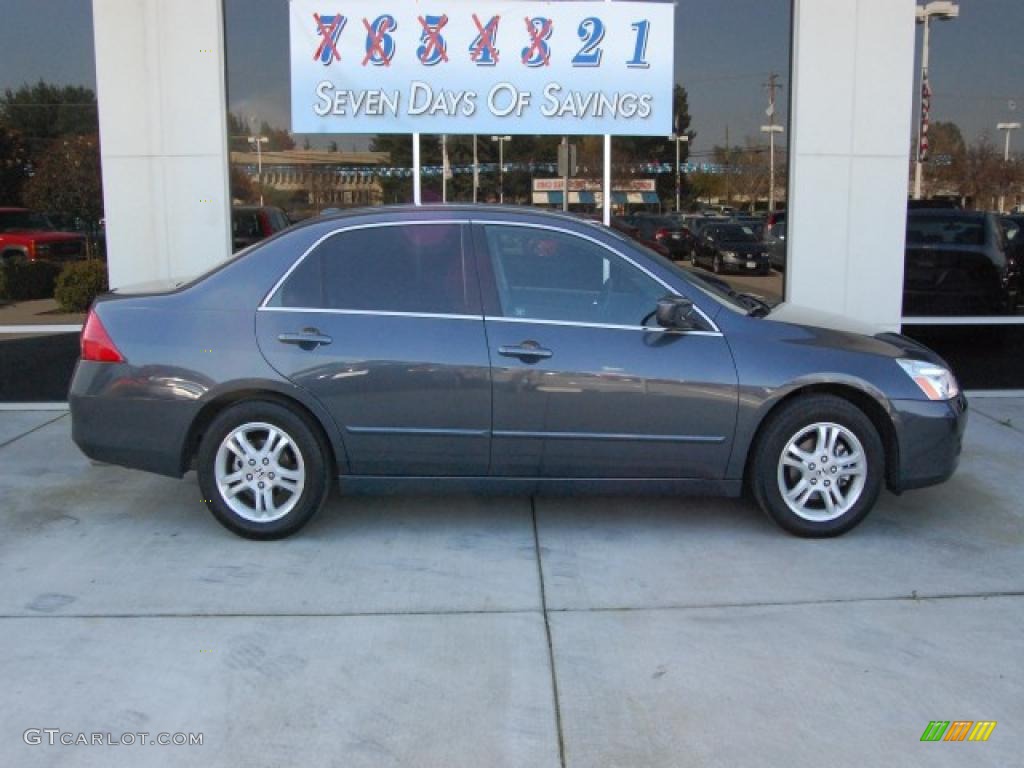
[273,223,471,315]
[483,225,664,327]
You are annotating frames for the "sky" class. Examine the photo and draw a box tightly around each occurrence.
[0,0,1021,156]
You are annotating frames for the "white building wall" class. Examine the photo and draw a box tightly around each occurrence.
[787,0,917,332]
[92,0,231,289]
[92,0,917,331]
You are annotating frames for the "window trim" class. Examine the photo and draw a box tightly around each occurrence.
[472,220,721,334]
[259,219,473,312]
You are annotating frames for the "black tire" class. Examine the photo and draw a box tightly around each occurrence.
[197,400,331,539]
[750,394,885,537]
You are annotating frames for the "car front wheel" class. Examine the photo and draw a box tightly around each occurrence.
[751,395,884,537]
[197,401,330,539]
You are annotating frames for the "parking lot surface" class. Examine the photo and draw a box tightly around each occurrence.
[1,401,1021,767]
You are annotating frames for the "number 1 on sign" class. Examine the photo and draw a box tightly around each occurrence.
[627,20,650,68]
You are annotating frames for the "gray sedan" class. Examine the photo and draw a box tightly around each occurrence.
[70,206,966,539]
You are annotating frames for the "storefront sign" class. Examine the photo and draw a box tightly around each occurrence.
[533,178,655,192]
[289,0,674,135]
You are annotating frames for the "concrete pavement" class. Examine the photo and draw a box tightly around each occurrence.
[0,398,1021,767]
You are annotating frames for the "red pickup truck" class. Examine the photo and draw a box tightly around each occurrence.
[0,207,86,265]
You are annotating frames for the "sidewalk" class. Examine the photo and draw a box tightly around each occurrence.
[0,398,1021,767]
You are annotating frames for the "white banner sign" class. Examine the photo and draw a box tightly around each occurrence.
[289,0,674,135]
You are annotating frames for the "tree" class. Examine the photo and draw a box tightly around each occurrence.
[23,134,103,228]
[0,82,98,146]
[614,84,694,203]
[0,126,28,205]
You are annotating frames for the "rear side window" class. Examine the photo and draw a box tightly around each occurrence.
[270,223,473,315]
[906,215,986,246]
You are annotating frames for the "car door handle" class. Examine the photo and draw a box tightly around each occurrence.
[278,329,332,347]
[498,342,553,360]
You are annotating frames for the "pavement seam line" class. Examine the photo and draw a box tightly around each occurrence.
[969,405,1024,436]
[0,412,68,452]
[532,496,567,768]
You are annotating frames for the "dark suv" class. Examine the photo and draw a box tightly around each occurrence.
[904,210,1019,316]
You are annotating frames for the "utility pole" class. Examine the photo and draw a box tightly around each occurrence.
[760,73,784,212]
[562,136,570,212]
[668,133,689,212]
[724,124,731,206]
[914,2,960,200]
[997,122,1021,212]
[472,135,479,204]
[491,135,510,204]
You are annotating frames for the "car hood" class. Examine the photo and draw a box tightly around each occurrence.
[1,230,84,243]
[718,241,766,252]
[766,303,879,335]
[764,303,946,364]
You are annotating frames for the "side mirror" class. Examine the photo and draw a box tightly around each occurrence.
[655,296,696,330]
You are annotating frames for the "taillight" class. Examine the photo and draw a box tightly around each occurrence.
[81,309,125,363]
[655,228,670,240]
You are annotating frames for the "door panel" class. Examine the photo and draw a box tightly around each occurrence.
[486,320,738,478]
[258,311,491,476]
[257,221,491,476]
[475,222,739,480]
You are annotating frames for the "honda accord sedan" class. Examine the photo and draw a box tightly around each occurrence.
[70,206,966,539]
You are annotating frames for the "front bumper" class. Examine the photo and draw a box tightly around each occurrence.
[891,392,968,492]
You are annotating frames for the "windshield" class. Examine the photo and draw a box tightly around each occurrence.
[906,215,986,246]
[708,225,758,243]
[0,211,54,232]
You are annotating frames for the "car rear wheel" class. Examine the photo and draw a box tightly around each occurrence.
[750,394,884,537]
[197,401,330,539]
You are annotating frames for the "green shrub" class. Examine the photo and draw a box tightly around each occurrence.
[0,260,62,301]
[55,260,109,312]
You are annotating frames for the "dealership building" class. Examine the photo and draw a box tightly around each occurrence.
[0,0,1021,402]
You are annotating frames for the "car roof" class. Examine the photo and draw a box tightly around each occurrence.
[303,203,601,229]
[908,209,987,219]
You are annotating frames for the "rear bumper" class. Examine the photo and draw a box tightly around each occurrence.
[69,362,196,478]
[891,393,968,492]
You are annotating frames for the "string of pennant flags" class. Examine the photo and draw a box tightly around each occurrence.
[240,161,733,179]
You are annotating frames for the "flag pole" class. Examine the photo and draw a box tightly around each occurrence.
[413,132,421,205]
[602,0,612,226]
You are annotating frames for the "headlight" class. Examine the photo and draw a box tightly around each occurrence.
[721,250,738,260]
[896,359,959,400]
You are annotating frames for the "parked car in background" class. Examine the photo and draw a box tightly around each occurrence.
[582,213,640,240]
[70,205,966,541]
[232,206,291,252]
[998,213,1024,310]
[0,207,87,265]
[633,215,693,260]
[764,217,787,272]
[693,223,772,275]
[904,210,1019,316]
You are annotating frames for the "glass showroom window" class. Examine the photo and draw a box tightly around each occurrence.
[0,0,107,403]
[902,1,1024,389]
[224,0,792,302]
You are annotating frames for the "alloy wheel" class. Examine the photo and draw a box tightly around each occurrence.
[214,421,306,523]
[776,422,867,522]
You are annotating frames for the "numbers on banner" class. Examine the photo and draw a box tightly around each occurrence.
[417,14,450,65]
[521,17,553,68]
[571,17,605,67]
[469,14,501,66]
[363,15,397,67]
[626,20,651,68]
[325,12,657,69]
